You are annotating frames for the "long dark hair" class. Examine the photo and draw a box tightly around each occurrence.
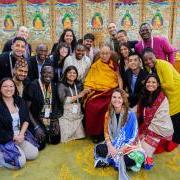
[58,29,77,52]
[139,74,161,107]
[53,42,70,68]
[0,78,19,100]
[61,66,79,85]
[108,88,129,127]
[118,43,132,85]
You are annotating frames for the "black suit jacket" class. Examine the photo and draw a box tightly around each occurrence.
[0,97,29,144]
[28,56,50,82]
[125,69,148,107]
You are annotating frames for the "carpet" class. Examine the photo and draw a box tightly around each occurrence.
[0,139,180,180]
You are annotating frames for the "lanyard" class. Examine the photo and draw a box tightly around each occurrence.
[69,84,79,103]
[9,52,14,77]
[142,37,154,49]
[38,79,52,105]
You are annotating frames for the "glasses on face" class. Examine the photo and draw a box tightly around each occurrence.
[2,85,15,88]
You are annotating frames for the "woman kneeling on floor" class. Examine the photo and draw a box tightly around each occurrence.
[138,74,174,169]
[94,89,145,180]
[58,66,89,142]
[0,78,38,169]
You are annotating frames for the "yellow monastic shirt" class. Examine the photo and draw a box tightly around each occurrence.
[84,58,118,91]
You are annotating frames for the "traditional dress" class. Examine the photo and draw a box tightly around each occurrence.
[155,59,180,144]
[58,81,85,142]
[0,97,38,169]
[138,92,174,157]
[84,58,119,136]
[63,54,91,81]
[94,111,145,180]
[135,36,175,64]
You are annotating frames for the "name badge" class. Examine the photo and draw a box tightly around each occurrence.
[44,108,51,118]
[72,104,78,114]
[14,130,20,136]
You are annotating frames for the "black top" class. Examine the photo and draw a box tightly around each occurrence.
[0,52,16,80]
[128,40,138,52]
[24,79,62,125]
[0,96,29,144]
[48,55,65,83]
[124,69,148,108]
[51,43,58,54]
[28,56,50,82]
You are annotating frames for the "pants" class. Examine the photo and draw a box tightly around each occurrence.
[0,140,38,169]
[95,143,136,168]
[35,124,60,151]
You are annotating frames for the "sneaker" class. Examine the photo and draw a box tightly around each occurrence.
[95,159,108,168]
[143,157,154,170]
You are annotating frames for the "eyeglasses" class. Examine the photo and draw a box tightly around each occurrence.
[1,85,15,88]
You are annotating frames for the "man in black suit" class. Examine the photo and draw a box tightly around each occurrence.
[0,37,27,80]
[2,26,31,60]
[28,43,49,81]
[124,52,148,108]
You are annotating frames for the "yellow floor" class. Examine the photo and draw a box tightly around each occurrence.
[0,139,180,180]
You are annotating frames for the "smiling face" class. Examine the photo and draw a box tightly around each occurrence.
[75,45,85,60]
[66,69,77,82]
[84,39,94,49]
[117,32,128,44]
[64,31,73,45]
[108,23,117,37]
[11,40,26,57]
[120,45,129,58]
[17,26,29,40]
[128,55,141,71]
[100,46,111,63]
[111,91,123,110]
[36,44,48,62]
[59,46,69,58]
[143,51,156,68]
[41,66,54,84]
[1,80,15,98]
[14,66,28,82]
[146,77,159,93]
[139,24,152,40]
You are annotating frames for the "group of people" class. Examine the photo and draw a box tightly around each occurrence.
[0,23,179,179]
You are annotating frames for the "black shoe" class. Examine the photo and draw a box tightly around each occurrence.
[95,160,108,168]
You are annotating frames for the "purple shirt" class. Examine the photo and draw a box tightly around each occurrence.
[135,36,175,64]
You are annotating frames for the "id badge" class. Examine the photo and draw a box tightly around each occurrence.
[14,130,20,136]
[72,104,78,114]
[44,108,51,118]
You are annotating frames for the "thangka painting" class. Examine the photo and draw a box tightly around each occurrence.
[173,2,180,49]
[54,0,81,41]
[0,0,22,48]
[83,0,110,45]
[113,0,141,41]
[24,0,52,44]
[143,0,173,40]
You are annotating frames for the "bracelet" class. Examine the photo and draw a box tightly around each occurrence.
[34,125,40,130]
